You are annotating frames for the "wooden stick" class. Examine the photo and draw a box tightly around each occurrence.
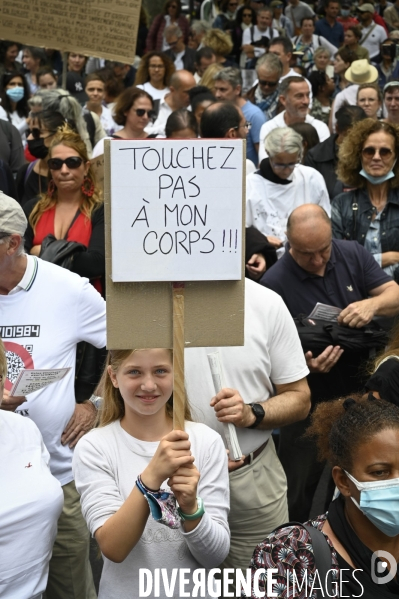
[172,282,185,431]
[61,52,68,90]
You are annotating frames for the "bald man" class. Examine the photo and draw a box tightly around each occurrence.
[145,69,196,137]
[260,204,399,520]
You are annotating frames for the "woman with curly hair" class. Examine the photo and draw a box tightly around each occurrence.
[135,51,175,101]
[23,124,105,293]
[245,394,399,598]
[332,119,399,277]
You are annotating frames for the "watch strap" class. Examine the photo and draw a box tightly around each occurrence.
[177,497,205,521]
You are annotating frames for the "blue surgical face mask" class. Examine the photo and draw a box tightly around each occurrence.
[360,167,396,185]
[345,470,399,537]
[341,9,350,16]
[6,86,24,103]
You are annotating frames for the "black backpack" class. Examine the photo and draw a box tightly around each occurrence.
[294,315,389,357]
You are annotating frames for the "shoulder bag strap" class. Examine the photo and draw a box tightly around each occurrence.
[360,23,376,45]
[250,25,255,44]
[64,209,81,240]
[303,524,334,599]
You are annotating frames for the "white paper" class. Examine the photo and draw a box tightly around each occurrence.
[109,139,244,282]
[207,352,242,461]
[308,302,342,322]
[9,368,71,396]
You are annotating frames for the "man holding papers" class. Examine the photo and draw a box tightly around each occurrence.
[0,193,106,599]
[260,204,399,522]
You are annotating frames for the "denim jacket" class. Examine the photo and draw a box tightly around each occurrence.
[331,187,399,253]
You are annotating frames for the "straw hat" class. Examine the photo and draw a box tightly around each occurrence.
[345,59,378,84]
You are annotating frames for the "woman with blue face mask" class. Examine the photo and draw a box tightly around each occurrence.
[0,72,30,145]
[332,119,399,280]
[245,394,399,599]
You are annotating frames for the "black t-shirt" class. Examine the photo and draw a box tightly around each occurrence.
[16,162,47,207]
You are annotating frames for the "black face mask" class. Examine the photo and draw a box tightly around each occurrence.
[27,137,49,159]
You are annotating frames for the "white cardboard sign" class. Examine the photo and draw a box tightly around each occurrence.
[9,368,71,396]
[109,139,244,282]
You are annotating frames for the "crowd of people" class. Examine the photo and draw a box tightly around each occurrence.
[2,0,399,597]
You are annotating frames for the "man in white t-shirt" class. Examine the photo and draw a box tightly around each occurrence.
[0,193,106,599]
[242,7,280,61]
[258,76,330,162]
[185,278,310,595]
[145,70,196,137]
[357,3,387,58]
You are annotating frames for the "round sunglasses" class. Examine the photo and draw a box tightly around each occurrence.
[134,108,157,120]
[362,146,393,159]
[47,157,84,170]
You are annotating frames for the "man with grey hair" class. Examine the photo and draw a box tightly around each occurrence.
[246,53,283,119]
[145,69,196,137]
[0,191,106,599]
[258,76,330,162]
[214,66,266,165]
[247,127,330,256]
[189,20,211,50]
[164,24,196,72]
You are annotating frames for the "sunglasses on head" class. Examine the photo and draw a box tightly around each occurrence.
[47,157,84,170]
[135,108,157,119]
[258,79,279,87]
[362,146,393,158]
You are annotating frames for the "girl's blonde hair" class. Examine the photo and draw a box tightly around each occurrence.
[98,349,193,427]
[29,124,103,232]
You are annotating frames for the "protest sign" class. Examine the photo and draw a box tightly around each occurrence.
[104,139,245,350]
[0,0,140,63]
[109,139,244,282]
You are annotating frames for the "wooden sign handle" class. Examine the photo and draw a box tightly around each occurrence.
[172,282,185,430]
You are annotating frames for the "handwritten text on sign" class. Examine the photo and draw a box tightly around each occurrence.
[110,139,244,282]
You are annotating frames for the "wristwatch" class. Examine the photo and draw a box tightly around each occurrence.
[88,394,102,410]
[247,403,265,429]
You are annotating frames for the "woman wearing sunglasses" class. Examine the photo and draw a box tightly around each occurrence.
[23,124,105,293]
[92,88,155,158]
[332,119,399,277]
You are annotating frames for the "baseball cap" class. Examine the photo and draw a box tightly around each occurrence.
[0,191,27,237]
[65,72,88,105]
[357,3,374,11]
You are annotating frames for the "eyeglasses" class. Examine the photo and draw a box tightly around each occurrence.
[134,108,157,119]
[47,157,84,170]
[258,79,279,87]
[271,160,299,170]
[234,121,252,131]
[149,64,165,70]
[362,146,393,159]
[30,127,56,139]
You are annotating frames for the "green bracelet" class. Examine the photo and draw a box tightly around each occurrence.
[178,497,205,521]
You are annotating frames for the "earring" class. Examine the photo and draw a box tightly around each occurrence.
[81,176,94,198]
[47,179,56,198]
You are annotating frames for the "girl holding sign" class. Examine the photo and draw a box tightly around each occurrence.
[73,348,230,598]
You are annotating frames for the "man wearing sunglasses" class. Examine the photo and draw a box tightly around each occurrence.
[246,52,283,120]
[164,23,196,73]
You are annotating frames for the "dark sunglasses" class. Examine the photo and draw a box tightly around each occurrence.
[135,108,157,119]
[258,79,279,87]
[362,146,393,158]
[47,157,84,170]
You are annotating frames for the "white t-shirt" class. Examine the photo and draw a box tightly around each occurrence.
[73,420,230,599]
[136,82,170,102]
[360,22,387,58]
[242,25,280,57]
[0,410,63,598]
[145,97,173,137]
[99,105,121,136]
[2,256,106,485]
[258,111,330,162]
[246,165,331,256]
[184,279,309,456]
[331,84,358,131]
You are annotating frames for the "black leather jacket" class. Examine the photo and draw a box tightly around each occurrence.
[331,187,399,253]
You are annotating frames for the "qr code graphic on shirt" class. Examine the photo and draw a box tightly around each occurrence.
[25,345,33,355]
[6,351,25,383]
